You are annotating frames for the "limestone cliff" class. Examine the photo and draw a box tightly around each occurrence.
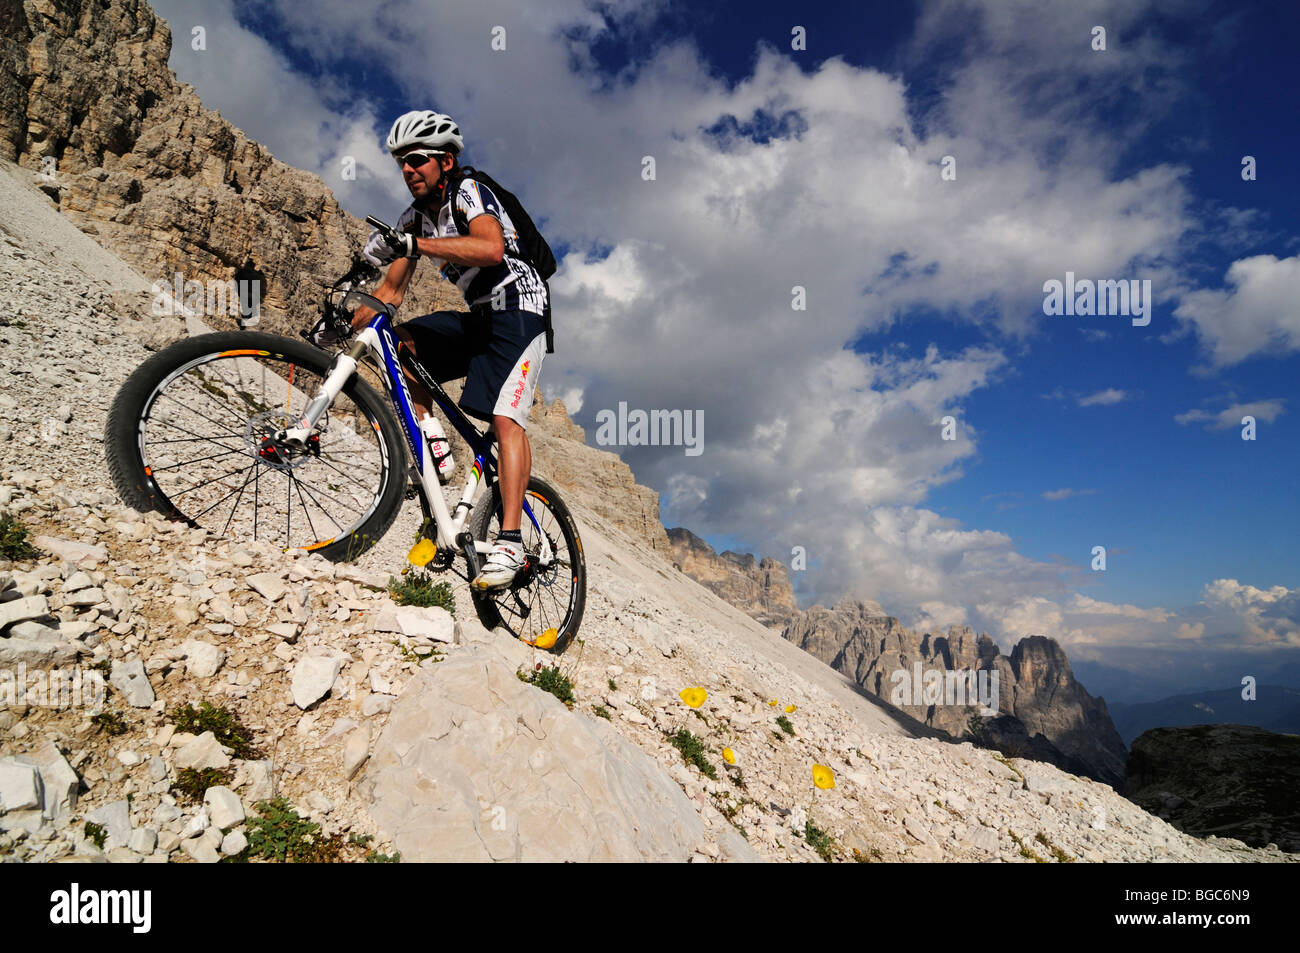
[0,0,460,337]
[781,598,1129,787]
[666,527,797,627]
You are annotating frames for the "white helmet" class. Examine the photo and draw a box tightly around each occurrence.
[386,110,464,156]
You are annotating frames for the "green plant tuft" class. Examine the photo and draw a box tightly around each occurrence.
[519,664,575,706]
[364,849,401,863]
[803,819,836,862]
[1035,831,1074,863]
[392,639,443,664]
[239,797,344,863]
[668,728,718,780]
[83,821,107,849]
[172,766,234,804]
[775,715,795,735]
[91,711,129,736]
[1009,830,1045,863]
[0,512,39,561]
[170,701,257,758]
[608,678,618,692]
[592,704,611,720]
[387,570,455,613]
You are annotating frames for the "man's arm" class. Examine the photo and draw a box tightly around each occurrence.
[417,215,505,268]
[350,256,416,331]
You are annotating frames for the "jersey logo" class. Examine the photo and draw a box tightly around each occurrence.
[510,359,531,408]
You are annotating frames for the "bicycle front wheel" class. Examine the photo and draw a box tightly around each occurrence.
[104,331,407,562]
[468,475,587,653]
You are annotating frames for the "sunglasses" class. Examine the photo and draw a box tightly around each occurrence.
[396,150,444,169]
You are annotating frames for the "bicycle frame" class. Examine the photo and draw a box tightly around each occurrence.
[283,308,552,570]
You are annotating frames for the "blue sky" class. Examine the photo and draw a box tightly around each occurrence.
[150,0,1299,700]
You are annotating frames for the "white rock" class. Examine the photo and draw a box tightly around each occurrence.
[153,803,182,828]
[185,809,210,837]
[203,786,245,830]
[108,657,155,707]
[343,728,370,780]
[174,731,230,771]
[86,800,132,849]
[116,750,142,767]
[0,594,50,629]
[246,572,287,603]
[181,837,220,864]
[63,571,95,592]
[61,587,105,607]
[361,693,396,716]
[221,830,248,856]
[32,536,108,567]
[240,760,275,802]
[128,828,158,854]
[17,741,79,820]
[182,640,225,678]
[266,622,299,642]
[302,790,333,815]
[291,654,342,709]
[0,759,43,811]
[395,606,455,643]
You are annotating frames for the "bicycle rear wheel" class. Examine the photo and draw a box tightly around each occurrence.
[104,331,407,561]
[468,475,586,653]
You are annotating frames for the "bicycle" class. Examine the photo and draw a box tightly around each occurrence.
[103,225,586,652]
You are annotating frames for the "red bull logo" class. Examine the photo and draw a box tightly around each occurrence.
[510,360,531,408]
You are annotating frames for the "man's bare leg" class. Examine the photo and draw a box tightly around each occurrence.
[493,414,530,533]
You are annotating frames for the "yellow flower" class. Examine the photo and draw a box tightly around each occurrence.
[785,704,797,713]
[407,539,437,567]
[722,747,736,765]
[768,699,779,707]
[812,764,835,790]
[679,687,708,709]
[532,628,559,650]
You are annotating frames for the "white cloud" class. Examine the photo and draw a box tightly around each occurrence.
[1174,399,1286,430]
[1042,488,1098,501]
[1077,388,1127,407]
[1174,254,1300,366]
[1201,579,1300,646]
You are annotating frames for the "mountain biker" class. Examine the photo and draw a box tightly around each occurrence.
[348,110,548,591]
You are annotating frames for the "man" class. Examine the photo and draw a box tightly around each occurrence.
[350,110,548,590]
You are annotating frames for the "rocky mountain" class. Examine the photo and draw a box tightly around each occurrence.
[666,527,797,627]
[1124,725,1300,853]
[781,598,1129,788]
[0,0,461,341]
[1108,686,1300,745]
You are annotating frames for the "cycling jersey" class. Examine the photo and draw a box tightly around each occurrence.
[396,178,549,316]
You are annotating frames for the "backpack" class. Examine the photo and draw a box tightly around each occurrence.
[444,166,555,353]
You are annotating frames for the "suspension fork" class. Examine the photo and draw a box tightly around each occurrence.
[273,335,371,447]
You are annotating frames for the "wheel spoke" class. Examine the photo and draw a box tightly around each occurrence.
[131,346,393,556]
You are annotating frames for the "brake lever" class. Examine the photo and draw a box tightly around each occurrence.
[365,215,398,240]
